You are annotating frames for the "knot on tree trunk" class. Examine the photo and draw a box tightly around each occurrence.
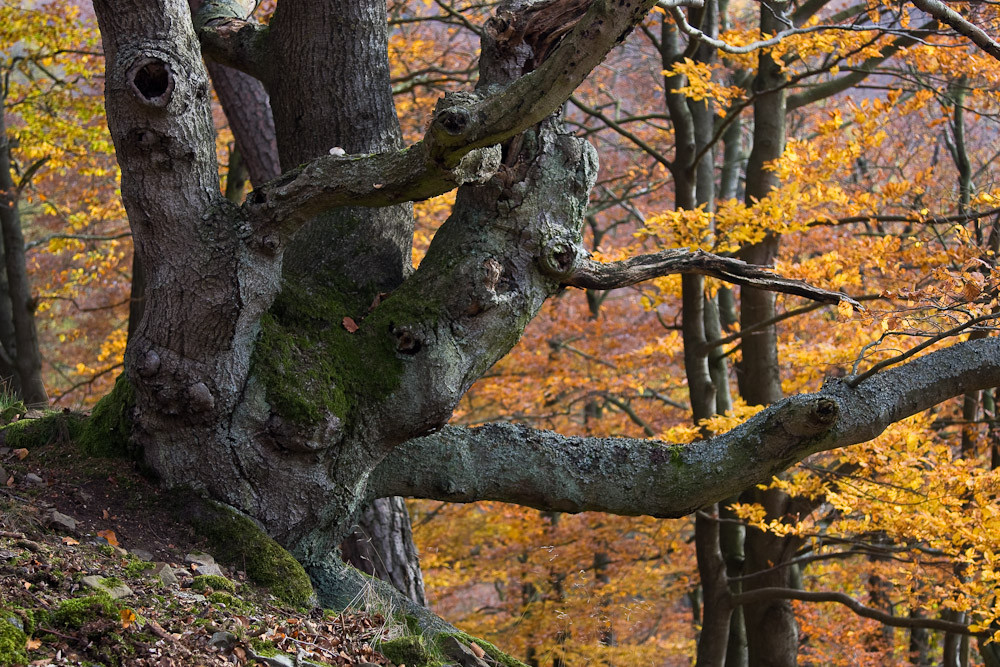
[756,396,840,460]
[538,239,581,279]
[127,57,174,107]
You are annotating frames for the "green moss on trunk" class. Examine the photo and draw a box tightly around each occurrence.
[251,283,407,428]
[77,375,136,458]
[176,493,314,607]
[378,630,529,667]
[377,635,447,667]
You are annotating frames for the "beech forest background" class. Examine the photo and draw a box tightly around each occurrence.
[6,0,1000,664]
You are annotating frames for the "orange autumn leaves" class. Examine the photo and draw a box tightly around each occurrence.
[3,0,128,405]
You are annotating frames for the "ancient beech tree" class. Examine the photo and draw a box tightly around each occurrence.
[90,0,1000,627]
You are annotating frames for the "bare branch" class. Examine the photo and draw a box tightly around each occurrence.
[563,248,857,306]
[909,0,1000,62]
[371,336,1000,517]
[666,4,884,55]
[26,232,132,251]
[847,311,999,387]
[807,207,1000,227]
[733,587,982,635]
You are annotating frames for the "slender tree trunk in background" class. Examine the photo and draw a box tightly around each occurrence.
[662,3,737,662]
[864,561,894,653]
[340,496,426,605]
[944,85,973,667]
[0,106,47,408]
[0,120,19,396]
[742,491,804,667]
[0,225,20,393]
[987,390,1000,470]
[735,3,801,666]
[908,608,930,666]
[593,550,616,649]
[716,109,748,667]
[720,500,747,667]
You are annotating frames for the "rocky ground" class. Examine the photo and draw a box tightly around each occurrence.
[0,427,407,667]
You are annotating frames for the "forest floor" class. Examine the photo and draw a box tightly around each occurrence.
[0,428,401,667]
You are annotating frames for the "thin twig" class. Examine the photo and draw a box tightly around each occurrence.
[847,311,999,386]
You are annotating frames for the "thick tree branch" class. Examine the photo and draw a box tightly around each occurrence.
[192,1,269,78]
[240,0,705,240]
[430,0,696,157]
[241,142,502,240]
[909,0,1000,62]
[371,336,1000,516]
[733,588,982,635]
[563,248,856,306]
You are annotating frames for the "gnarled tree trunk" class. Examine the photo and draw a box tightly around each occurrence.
[90,0,1000,645]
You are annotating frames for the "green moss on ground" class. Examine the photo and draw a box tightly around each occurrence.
[178,495,313,607]
[0,411,86,450]
[192,574,235,593]
[0,615,28,666]
[76,375,135,458]
[123,557,152,577]
[207,592,249,612]
[51,594,116,630]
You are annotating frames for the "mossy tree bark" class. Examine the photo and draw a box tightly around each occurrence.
[90,0,1000,641]
[173,16,427,603]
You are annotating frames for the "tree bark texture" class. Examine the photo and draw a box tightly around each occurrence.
[93,0,628,580]
[736,4,799,665]
[340,496,427,606]
[191,9,426,604]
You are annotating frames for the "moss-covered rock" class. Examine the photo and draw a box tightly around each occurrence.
[0,615,28,666]
[192,574,235,593]
[176,495,314,607]
[51,594,116,630]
